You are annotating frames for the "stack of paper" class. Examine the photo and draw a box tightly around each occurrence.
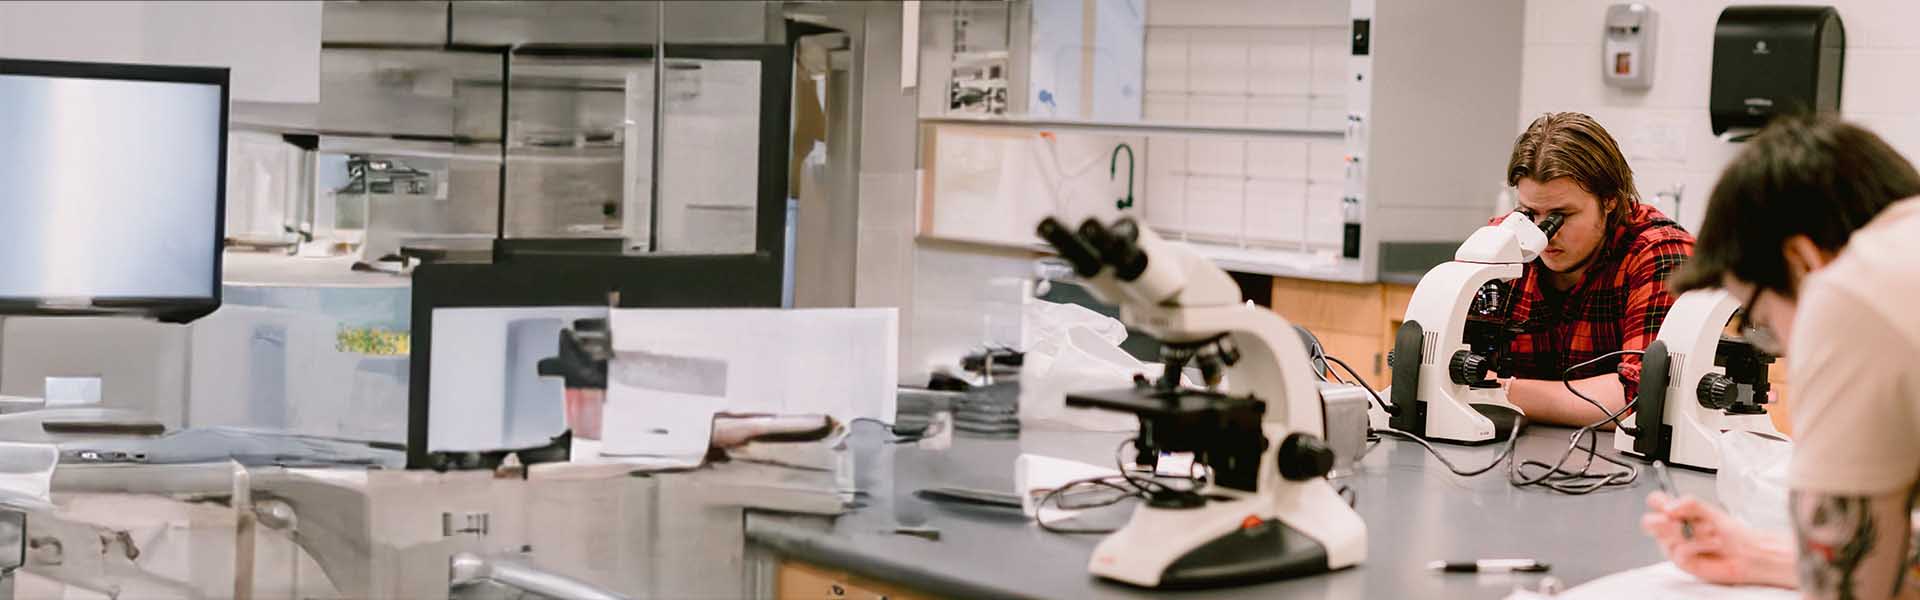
[1506,562,1800,600]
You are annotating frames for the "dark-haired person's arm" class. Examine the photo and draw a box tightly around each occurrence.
[1786,275,1920,599]
[1505,235,1692,427]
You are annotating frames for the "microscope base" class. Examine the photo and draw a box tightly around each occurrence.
[1157,519,1331,588]
[1412,401,1522,446]
[1461,403,1522,446]
[1088,491,1357,589]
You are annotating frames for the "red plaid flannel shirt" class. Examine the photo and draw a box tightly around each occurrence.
[1496,203,1694,393]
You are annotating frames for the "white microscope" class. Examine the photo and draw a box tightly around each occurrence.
[1614,289,1780,471]
[1383,211,1563,444]
[1035,216,1365,588]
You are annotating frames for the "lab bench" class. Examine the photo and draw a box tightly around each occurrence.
[744,426,1714,600]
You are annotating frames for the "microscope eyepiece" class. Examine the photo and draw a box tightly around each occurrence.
[1077,218,1115,249]
[1085,218,1151,281]
[1037,217,1105,277]
[1537,213,1565,241]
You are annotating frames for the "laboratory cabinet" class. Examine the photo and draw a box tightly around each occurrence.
[777,559,939,600]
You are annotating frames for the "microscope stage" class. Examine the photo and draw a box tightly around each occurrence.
[1065,387,1261,418]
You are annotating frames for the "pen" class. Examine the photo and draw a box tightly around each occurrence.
[1427,559,1551,573]
[1652,460,1694,540]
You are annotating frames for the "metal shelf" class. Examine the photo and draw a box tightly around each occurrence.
[913,232,1367,283]
[918,116,1344,140]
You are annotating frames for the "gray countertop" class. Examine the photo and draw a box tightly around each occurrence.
[746,424,1718,599]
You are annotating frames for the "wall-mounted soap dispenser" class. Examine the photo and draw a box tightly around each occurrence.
[1603,4,1656,91]
[1709,6,1844,140]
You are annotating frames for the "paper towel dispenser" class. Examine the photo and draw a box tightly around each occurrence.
[1710,6,1844,139]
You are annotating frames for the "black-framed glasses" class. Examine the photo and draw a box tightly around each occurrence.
[1731,287,1786,357]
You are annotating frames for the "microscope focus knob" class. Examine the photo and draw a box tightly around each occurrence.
[1697,373,1736,411]
[1277,433,1334,481]
[1449,351,1491,386]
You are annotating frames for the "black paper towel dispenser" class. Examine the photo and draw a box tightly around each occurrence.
[1710,6,1844,139]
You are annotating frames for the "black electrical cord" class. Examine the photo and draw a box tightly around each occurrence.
[1321,352,1518,475]
[1324,355,1389,414]
[1559,349,1646,435]
[1328,348,1640,493]
[1111,437,1208,500]
[1504,350,1648,495]
[1505,409,1641,495]
[1035,438,1211,535]
[849,417,934,444]
[1300,329,1343,384]
[1033,475,1139,534]
[1325,366,1350,386]
[1372,419,1524,477]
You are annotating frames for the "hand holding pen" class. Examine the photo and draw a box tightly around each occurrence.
[1652,461,1693,539]
[1640,465,1793,588]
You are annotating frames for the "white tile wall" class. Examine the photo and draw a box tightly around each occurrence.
[1246,179,1308,244]
[1520,0,1920,232]
[1143,26,1348,129]
[1245,97,1311,130]
[1133,0,1350,251]
[923,126,1144,247]
[1184,176,1247,240]
[1248,140,1309,179]
[1144,28,1192,93]
[1188,138,1247,176]
[1249,39,1312,96]
[1136,133,1344,249]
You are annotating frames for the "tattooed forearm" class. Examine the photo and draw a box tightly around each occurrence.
[1903,482,1920,594]
[1794,493,1876,599]
[1792,490,1920,600]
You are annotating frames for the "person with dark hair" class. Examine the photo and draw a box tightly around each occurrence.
[1491,112,1694,426]
[1641,113,1920,599]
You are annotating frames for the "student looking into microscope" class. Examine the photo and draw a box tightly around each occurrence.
[1491,112,1694,426]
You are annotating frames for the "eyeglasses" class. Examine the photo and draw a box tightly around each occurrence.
[1730,287,1786,357]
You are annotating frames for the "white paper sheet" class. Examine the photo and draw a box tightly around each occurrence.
[1505,562,1799,600]
[596,308,897,463]
[1015,453,1121,524]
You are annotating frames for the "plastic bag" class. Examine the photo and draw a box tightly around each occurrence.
[1715,430,1794,533]
[1017,301,1144,431]
[1020,300,1126,349]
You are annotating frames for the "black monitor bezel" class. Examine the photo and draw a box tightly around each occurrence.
[0,58,229,324]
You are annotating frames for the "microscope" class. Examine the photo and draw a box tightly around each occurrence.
[1384,211,1563,444]
[1036,216,1365,588]
[1614,289,1779,471]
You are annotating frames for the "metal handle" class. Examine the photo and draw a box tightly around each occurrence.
[450,552,628,600]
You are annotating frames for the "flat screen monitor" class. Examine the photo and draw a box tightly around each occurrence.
[0,59,228,323]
